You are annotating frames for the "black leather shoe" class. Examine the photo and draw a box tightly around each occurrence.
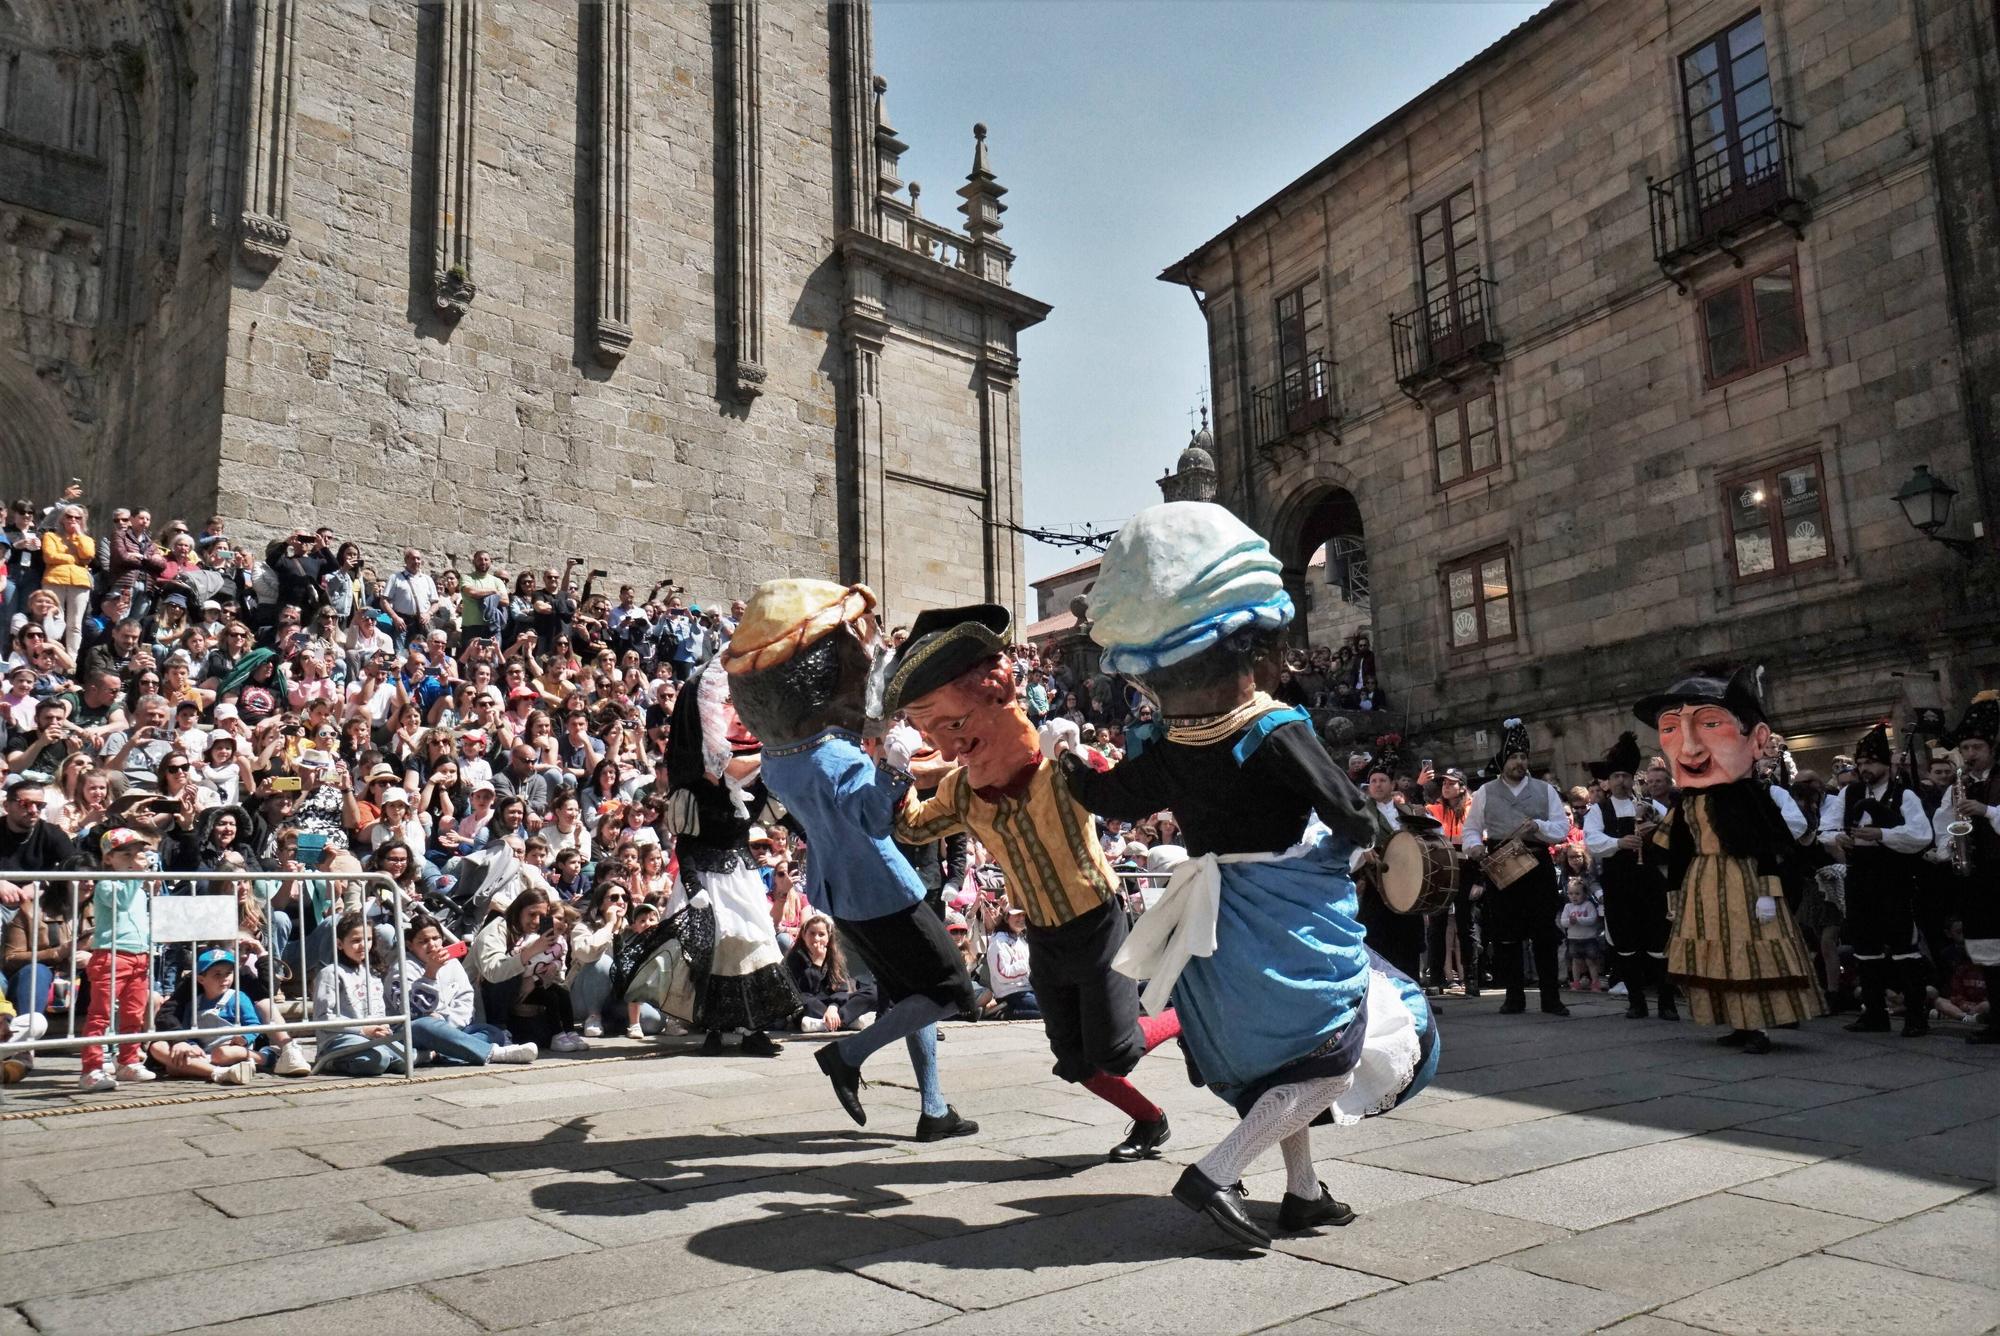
[1715,1029,1751,1047]
[1741,1030,1773,1054]
[1497,995,1526,1015]
[814,1042,866,1126]
[1541,999,1571,1017]
[1656,994,1680,1021]
[1844,1014,1892,1033]
[739,1031,782,1057]
[1108,1115,1171,1163]
[1278,1182,1356,1232]
[700,1030,725,1056]
[1625,994,1649,1019]
[1172,1164,1270,1250]
[914,1106,979,1142]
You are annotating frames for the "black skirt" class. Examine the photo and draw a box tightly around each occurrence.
[836,901,977,1014]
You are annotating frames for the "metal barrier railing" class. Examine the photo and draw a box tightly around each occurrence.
[1,870,415,1086]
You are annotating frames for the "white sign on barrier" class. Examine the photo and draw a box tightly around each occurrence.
[149,894,240,943]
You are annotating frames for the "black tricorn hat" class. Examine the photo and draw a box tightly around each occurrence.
[1585,731,1643,781]
[883,604,1011,713]
[1634,665,1769,730]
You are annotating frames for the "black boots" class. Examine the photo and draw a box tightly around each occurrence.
[1845,959,1893,1033]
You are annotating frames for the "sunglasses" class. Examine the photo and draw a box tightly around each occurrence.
[164,763,191,773]
[603,893,627,902]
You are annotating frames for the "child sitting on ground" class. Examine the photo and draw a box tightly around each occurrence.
[311,909,407,1076]
[149,948,308,1084]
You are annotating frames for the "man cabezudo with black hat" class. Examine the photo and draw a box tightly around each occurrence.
[1461,717,1571,1016]
[1817,721,1936,1037]
[1938,692,2000,1044]
[1581,732,1677,1020]
[887,605,1184,1165]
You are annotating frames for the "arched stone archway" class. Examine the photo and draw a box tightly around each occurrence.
[0,355,83,505]
[1271,482,1370,653]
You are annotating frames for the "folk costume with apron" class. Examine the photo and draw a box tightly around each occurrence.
[1057,501,1439,1250]
[1940,692,2000,1044]
[1637,668,1822,1051]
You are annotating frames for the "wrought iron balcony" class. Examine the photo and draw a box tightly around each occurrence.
[1648,116,1809,285]
[1251,350,1338,450]
[1390,268,1501,393]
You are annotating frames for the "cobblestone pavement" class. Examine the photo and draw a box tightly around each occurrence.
[3,992,1995,1335]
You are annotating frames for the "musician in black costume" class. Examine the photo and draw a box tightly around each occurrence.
[1937,693,2000,1045]
[1581,731,1676,1020]
[1461,718,1570,1017]
[1817,723,1934,1037]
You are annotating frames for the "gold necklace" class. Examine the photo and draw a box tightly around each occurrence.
[1165,691,1283,746]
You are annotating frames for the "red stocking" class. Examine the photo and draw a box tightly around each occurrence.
[1082,1071,1163,1123]
[1137,1008,1181,1053]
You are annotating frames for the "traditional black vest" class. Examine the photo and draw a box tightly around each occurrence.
[1840,778,1921,881]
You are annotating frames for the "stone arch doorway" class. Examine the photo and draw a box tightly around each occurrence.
[0,358,82,507]
[1275,484,1370,655]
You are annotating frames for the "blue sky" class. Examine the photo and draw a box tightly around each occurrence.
[873,0,1553,581]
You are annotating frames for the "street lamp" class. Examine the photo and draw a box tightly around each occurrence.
[1893,464,1979,558]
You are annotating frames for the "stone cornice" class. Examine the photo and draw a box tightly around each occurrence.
[835,228,1050,331]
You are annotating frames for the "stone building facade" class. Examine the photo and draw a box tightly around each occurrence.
[0,0,1045,624]
[1162,0,2000,774]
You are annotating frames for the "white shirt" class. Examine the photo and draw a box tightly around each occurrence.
[1817,782,1933,856]
[1580,794,1665,859]
[1930,770,2000,861]
[1463,776,1571,856]
[1768,784,1808,840]
[1373,800,1405,835]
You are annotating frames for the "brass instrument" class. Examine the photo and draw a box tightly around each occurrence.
[1946,766,1975,878]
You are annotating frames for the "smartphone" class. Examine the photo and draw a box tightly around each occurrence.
[535,912,554,935]
[294,831,327,862]
[1421,757,1434,773]
[270,775,302,793]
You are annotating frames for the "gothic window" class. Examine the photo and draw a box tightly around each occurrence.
[1724,455,1831,583]
[1442,548,1516,650]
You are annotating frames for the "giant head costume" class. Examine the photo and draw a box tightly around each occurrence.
[882,605,1040,793]
[1084,501,1293,713]
[721,580,880,748]
[1634,665,1771,790]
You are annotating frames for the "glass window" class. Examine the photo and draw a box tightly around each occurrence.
[1725,456,1832,583]
[1702,258,1806,385]
[1442,550,1516,649]
[1431,389,1502,487]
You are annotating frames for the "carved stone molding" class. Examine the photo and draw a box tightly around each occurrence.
[723,0,765,400]
[237,211,290,272]
[589,0,631,366]
[430,0,480,321]
[235,0,298,272]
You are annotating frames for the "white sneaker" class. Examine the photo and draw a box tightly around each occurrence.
[656,1016,689,1037]
[582,1015,603,1038]
[851,1011,876,1030]
[624,1023,646,1040]
[7,1012,48,1042]
[114,1063,158,1083]
[78,1068,117,1093]
[212,1060,255,1086]
[550,1032,588,1053]
[273,1041,312,1077]
[800,1015,829,1033]
[489,1042,538,1064]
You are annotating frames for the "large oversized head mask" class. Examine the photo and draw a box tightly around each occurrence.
[722,580,881,748]
[883,605,1039,793]
[1635,665,1771,789]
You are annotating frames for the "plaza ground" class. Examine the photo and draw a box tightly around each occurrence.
[2,992,1995,1335]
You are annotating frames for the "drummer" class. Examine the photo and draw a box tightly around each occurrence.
[1461,718,1572,1017]
[1424,768,1481,998]
[1355,763,1426,978]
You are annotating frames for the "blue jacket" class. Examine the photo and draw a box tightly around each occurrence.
[760,729,924,922]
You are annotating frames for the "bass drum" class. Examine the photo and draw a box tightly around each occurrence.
[1381,830,1459,916]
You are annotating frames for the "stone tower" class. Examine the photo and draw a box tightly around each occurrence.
[0,0,1047,624]
[1158,407,1218,503]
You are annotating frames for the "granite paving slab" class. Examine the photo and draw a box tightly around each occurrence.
[1728,1154,1989,1222]
[1344,1112,1681,1184]
[518,1266,955,1335]
[1823,1193,1999,1288]
[1657,1252,2000,1335]
[1272,1198,1568,1283]
[1442,1138,1792,1229]
[178,1288,483,1335]
[1501,1193,1874,1302]
[1323,1259,1646,1335]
